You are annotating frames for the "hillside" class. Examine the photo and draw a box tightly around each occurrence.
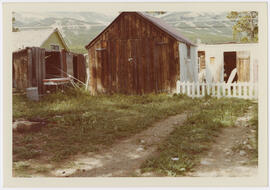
[160,11,235,44]
[13,11,236,54]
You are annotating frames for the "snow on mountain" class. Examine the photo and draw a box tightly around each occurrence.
[13,11,235,52]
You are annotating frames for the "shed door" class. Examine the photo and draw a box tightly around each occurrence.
[237,51,250,82]
[95,39,161,94]
[114,39,140,94]
[126,39,155,94]
[127,39,139,94]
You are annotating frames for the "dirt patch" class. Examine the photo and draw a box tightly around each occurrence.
[186,107,258,177]
[49,113,188,177]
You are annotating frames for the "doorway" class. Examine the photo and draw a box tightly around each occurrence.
[198,51,206,72]
[223,51,237,82]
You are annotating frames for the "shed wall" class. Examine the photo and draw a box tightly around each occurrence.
[13,49,29,90]
[179,43,198,82]
[88,13,180,94]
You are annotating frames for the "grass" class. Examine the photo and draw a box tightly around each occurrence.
[247,103,258,164]
[13,87,199,163]
[140,97,256,176]
[13,88,257,176]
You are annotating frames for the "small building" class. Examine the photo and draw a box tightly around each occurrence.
[12,28,70,52]
[85,12,197,95]
[12,28,86,94]
[197,43,259,83]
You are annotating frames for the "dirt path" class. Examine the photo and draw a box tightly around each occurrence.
[187,107,258,177]
[51,113,188,177]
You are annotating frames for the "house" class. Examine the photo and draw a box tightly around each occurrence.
[12,28,86,94]
[197,42,259,83]
[11,28,69,52]
[85,12,197,95]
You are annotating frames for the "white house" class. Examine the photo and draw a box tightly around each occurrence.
[197,43,259,84]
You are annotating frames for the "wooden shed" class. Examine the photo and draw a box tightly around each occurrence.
[85,12,196,95]
[13,47,86,94]
[12,28,86,94]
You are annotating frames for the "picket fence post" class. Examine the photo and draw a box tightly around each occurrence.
[176,80,257,100]
[202,83,205,97]
[233,83,236,97]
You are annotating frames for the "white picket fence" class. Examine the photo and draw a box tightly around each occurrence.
[176,81,258,99]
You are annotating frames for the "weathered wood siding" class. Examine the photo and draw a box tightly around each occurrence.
[13,47,86,94]
[75,54,87,83]
[237,51,250,82]
[13,49,29,90]
[88,12,180,94]
[45,51,62,78]
[13,47,46,93]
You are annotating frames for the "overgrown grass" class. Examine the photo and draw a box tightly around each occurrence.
[140,97,255,176]
[13,88,199,162]
[248,103,258,164]
[13,88,257,176]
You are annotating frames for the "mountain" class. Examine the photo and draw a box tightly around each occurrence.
[13,11,236,53]
[13,12,116,53]
[159,11,235,44]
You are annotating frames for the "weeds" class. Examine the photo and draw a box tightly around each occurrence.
[13,89,197,163]
[13,89,257,176]
[140,97,254,176]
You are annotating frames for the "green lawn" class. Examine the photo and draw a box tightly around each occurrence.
[13,88,257,175]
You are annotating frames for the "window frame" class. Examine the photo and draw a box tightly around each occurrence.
[50,44,60,51]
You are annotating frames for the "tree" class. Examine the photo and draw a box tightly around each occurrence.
[227,11,258,42]
[12,12,19,32]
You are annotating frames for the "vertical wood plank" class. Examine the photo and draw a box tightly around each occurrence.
[90,46,97,94]
[153,41,158,93]
[197,82,200,97]
[182,81,186,94]
[207,83,210,95]
[222,82,226,96]
[192,82,195,98]
[110,40,115,93]
[217,82,220,98]
[238,83,242,98]
[114,40,118,93]
[233,83,237,97]
[202,83,205,96]
[96,41,102,93]
[187,81,190,96]
[243,82,247,99]
[41,49,45,94]
[27,48,32,87]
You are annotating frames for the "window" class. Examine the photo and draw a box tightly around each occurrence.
[198,51,205,72]
[50,44,60,51]
[210,57,215,64]
[187,45,191,59]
